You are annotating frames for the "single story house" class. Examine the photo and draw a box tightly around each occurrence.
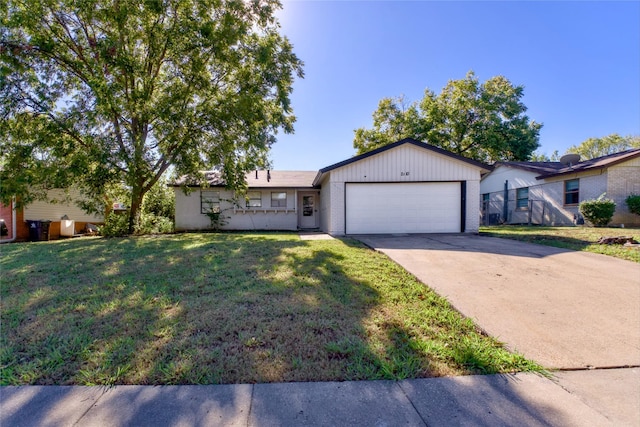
[480,149,640,226]
[0,189,104,242]
[172,138,491,235]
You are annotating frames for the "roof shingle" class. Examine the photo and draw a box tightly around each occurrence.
[172,170,317,188]
[495,149,640,179]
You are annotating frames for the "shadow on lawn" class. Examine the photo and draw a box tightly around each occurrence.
[479,232,593,251]
[1,232,516,386]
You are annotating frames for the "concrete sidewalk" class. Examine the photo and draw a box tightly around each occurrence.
[2,369,638,426]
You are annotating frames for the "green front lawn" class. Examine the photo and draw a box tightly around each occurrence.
[0,232,540,385]
[480,226,640,263]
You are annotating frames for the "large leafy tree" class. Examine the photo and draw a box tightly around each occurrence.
[529,150,559,162]
[354,71,542,163]
[566,134,640,159]
[0,0,303,232]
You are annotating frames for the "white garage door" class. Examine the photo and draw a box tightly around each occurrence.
[345,182,461,234]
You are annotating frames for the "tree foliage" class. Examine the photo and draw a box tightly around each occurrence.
[566,134,640,160]
[0,0,303,233]
[626,195,640,216]
[354,71,542,162]
[529,150,559,162]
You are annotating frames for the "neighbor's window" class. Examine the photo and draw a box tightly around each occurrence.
[201,190,220,214]
[564,179,579,205]
[271,192,287,208]
[516,187,529,210]
[246,191,262,207]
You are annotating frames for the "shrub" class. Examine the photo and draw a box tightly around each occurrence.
[206,211,228,231]
[138,213,174,234]
[579,195,616,227]
[142,180,175,221]
[626,194,640,216]
[99,213,130,237]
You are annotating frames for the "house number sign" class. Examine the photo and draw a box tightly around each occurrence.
[400,171,410,176]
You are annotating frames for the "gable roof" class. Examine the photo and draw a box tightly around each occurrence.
[313,138,492,185]
[172,170,317,188]
[488,149,640,180]
[492,161,565,175]
[536,148,640,179]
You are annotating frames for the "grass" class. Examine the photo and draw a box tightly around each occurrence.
[0,232,540,385]
[480,225,640,263]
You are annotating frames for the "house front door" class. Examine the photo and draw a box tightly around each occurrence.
[298,192,319,229]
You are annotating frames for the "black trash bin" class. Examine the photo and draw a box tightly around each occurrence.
[26,220,41,241]
[26,220,52,241]
[40,220,51,241]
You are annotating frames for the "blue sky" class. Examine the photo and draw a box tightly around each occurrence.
[269,1,640,170]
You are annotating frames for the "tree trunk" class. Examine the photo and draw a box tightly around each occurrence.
[128,185,144,234]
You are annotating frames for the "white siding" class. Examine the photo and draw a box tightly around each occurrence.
[23,189,103,222]
[319,177,331,232]
[330,144,479,182]
[465,179,481,232]
[480,165,541,194]
[174,188,298,231]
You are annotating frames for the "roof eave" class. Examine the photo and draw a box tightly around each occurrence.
[312,171,325,187]
[536,165,607,180]
[319,138,492,174]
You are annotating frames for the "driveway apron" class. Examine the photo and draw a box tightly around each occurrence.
[355,234,640,370]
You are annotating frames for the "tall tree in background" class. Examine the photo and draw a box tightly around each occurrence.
[354,71,542,163]
[0,0,303,232]
[529,150,560,162]
[566,134,640,159]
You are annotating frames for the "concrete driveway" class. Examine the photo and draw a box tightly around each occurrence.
[355,234,640,370]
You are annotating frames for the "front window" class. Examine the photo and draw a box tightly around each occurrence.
[564,179,579,205]
[246,191,262,207]
[516,187,529,210]
[271,192,287,208]
[201,190,220,213]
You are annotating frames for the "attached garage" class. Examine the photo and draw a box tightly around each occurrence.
[345,182,462,234]
[314,138,490,235]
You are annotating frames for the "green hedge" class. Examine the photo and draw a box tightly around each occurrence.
[579,195,616,227]
[626,194,640,216]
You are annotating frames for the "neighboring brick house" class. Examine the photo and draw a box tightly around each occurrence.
[480,149,640,226]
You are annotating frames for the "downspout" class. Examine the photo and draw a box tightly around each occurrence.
[502,180,508,223]
[1,197,18,244]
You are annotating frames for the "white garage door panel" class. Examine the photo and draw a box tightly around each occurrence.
[346,182,461,234]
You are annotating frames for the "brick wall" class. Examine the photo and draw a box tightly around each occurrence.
[608,162,640,226]
[481,172,610,226]
[0,202,14,240]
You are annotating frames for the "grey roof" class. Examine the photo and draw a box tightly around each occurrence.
[537,149,640,179]
[493,149,640,179]
[494,161,566,175]
[243,170,317,188]
[172,170,317,188]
